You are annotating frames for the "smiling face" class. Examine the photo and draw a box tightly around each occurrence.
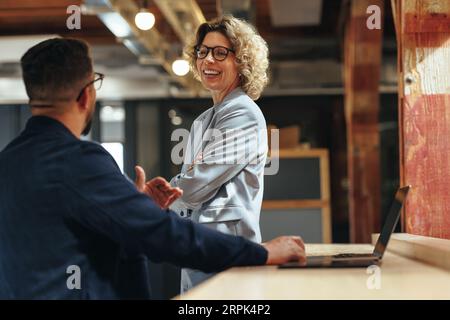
[196,31,240,104]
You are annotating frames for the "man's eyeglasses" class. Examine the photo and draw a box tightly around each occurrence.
[76,72,104,101]
[195,45,235,61]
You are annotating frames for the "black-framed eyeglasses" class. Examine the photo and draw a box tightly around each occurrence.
[76,72,104,101]
[195,45,235,61]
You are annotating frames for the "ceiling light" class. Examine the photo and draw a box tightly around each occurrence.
[172,59,190,76]
[135,9,155,31]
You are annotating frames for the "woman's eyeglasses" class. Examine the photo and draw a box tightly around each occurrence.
[76,72,104,101]
[195,45,235,61]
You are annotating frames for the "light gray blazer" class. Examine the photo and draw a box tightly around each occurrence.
[170,87,268,243]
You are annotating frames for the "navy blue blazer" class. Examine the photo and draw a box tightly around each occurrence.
[0,116,267,299]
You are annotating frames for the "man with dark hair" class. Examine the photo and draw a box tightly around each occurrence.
[22,38,93,103]
[20,38,97,136]
[0,38,306,299]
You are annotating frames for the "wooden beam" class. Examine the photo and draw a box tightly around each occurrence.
[0,8,74,17]
[0,1,116,43]
[153,0,206,43]
[396,0,450,240]
[344,0,384,243]
[0,0,80,8]
[262,200,329,210]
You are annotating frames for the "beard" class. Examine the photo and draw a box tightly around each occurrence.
[81,118,92,136]
[81,105,95,136]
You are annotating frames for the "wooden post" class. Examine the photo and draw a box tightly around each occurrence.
[344,0,384,243]
[395,0,450,239]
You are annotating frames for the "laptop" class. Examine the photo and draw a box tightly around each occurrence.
[279,185,411,268]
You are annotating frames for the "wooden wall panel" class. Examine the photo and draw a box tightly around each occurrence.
[344,0,384,243]
[396,0,450,239]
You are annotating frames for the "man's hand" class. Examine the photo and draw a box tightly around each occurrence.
[261,236,306,265]
[135,165,183,209]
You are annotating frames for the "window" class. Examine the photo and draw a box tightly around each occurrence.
[99,103,125,173]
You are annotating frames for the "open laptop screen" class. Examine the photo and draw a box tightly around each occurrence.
[373,186,410,258]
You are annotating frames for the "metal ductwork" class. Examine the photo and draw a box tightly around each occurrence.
[82,0,202,94]
[217,0,255,22]
[153,0,206,43]
[269,0,323,27]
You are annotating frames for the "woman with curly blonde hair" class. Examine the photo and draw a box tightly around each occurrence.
[167,15,270,293]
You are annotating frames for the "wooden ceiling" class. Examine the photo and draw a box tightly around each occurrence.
[0,0,220,44]
[0,0,395,51]
[0,0,114,44]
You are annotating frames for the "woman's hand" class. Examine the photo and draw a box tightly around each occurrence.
[135,165,183,209]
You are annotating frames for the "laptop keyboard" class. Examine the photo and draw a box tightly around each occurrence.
[333,253,375,258]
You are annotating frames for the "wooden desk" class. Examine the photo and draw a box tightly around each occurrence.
[177,243,450,300]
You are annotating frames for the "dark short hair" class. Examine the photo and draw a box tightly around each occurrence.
[20,38,93,102]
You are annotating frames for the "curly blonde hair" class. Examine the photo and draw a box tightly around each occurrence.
[184,15,269,100]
